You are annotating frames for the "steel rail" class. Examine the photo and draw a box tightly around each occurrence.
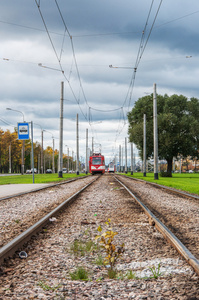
[117,174,199,201]
[0,175,98,264]
[0,175,91,202]
[115,176,199,276]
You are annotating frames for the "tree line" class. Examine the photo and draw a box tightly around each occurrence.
[0,128,72,173]
[128,94,199,176]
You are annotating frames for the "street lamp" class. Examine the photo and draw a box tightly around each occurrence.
[6,108,25,175]
[6,108,25,122]
[44,130,55,173]
[34,123,44,174]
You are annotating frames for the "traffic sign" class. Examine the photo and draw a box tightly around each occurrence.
[18,122,29,140]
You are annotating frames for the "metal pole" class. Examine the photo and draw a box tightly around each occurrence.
[76,113,79,175]
[22,140,25,175]
[125,137,127,174]
[121,147,123,172]
[52,138,55,173]
[58,81,64,178]
[153,83,159,180]
[38,153,40,174]
[131,143,133,175]
[119,145,121,172]
[31,121,34,184]
[9,144,11,173]
[41,130,43,174]
[72,150,74,171]
[92,137,94,155]
[143,114,146,177]
[85,128,88,174]
[67,147,69,173]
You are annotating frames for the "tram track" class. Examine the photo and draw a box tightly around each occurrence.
[0,176,96,249]
[0,175,99,265]
[0,174,198,299]
[0,175,90,202]
[115,175,199,271]
[114,175,199,276]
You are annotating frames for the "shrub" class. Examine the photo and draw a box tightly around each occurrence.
[95,219,125,276]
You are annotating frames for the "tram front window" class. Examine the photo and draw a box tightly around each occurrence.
[92,157,102,165]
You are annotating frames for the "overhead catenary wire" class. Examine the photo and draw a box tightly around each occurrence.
[34,0,90,122]
[35,0,164,156]
[113,0,163,143]
[123,0,163,111]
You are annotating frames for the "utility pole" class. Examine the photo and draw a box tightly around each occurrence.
[92,137,94,155]
[58,81,64,178]
[41,130,44,174]
[125,137,127,174]
[119,145,121,172]
[52,137,55,173]
[143,114,146,177]
[153,83,159,180]
[67,147,69,173]
[31,121,34,183]
[121,147,123,172]
[76,113,79,175]
[131,143,133,175]
[85,128,88,174]
[72,150,74,171]
[9,144,11,173]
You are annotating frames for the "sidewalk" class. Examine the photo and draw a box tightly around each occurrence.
[0,184,50,199]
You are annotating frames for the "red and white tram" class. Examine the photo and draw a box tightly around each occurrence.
[89,153,105,175]
[108,162,116,173]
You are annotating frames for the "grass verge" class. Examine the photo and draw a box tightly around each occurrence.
[122,172,199,195]
[0,173,89,185]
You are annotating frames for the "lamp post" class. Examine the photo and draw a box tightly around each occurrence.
[34,123,44,174]
[44,130,55,173]
[6,108,25,175]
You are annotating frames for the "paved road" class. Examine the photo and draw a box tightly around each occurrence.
[0,184,50,199]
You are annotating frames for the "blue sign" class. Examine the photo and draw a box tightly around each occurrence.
[18,122,29,140]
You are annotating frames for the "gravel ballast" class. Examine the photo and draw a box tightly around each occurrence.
[0,175,198,299]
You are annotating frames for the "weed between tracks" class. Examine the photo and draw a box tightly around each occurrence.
[65,219,163,281]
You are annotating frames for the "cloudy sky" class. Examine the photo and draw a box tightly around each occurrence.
[1,0,199,164]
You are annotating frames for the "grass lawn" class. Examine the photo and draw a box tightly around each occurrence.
[0,173,89,185]
[122,172,199,196]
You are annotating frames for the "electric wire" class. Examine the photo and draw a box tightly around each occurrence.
[34,0,89,122]
[34,0,66,77]
[34,0,163,156]
[123,0,163,113]
[1,9,199,38]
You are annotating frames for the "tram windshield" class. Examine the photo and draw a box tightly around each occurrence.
[92,157,102,165]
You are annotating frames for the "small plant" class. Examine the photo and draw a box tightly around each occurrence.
[108,268,117,279]
[70,239,84,256]
[95,254,104,266]
[69,266,89,281]
[95,219,125,276]
[149,263,162,279]
[70,239,97,256]
[85,240,96,252]
[14,219,20,224]
[126,270,136,279]
[38,280,61,291]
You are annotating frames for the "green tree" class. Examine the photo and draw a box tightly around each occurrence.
[128,94,199,175]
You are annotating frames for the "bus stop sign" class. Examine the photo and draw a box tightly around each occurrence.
[18,122,29,140]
